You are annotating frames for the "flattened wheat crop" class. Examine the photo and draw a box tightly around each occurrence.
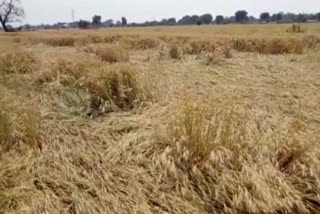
[1,24,320,214]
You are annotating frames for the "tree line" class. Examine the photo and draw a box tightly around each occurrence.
[0,0,320,32]
[62,11,320,30]
[141,12,320,26]
[75,11,320,29]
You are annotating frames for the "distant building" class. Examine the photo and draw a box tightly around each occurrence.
[307,20,318,23]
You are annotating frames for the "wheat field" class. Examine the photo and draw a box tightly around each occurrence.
[0,23,320,214]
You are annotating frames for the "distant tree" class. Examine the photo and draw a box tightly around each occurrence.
[149,20,159,26]
[296,14,307,22]
[23,23,31,30]
[228,16,236,23]
[249,16,258,23]
[178,15,200,25]
[121,17,127,26]
[270,14,277,22]
[78,20,90,29]
[167,17,176,25]
[200,13,213,24]
[116,20,122,26]
[215,15,224,24]
[178,15,191,25]
[276,13,283,21]
[0,0,24,32]
[270,12,284,22]
[196,20,202,25]
[144,21,150,26]
[260,12,270,22]
[161,17,176,25]
[92,15,101,25]
[160,18,168,25]
[308,13,317,20]
[235,10,248,23]
[190,15,200,24]
[283,13,297,22]
[317,13,320,21]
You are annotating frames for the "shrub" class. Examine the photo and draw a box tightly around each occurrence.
[0,52,39,74]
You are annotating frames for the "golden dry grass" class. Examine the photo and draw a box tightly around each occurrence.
[0,51,39,74]
[0,24,320,214]
[231,37,304,54]
[94,45,129,63]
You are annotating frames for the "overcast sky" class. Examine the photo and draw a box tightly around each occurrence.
[22,0,320,25]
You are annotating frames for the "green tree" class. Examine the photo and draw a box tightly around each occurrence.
[296,14,307,23]
[160,18,176,25]
[227,16,236,23]
[215,15,224,24]
[276,13,283,21]
[178,15,191,25]
[92,15,101,25]
[178,15,201,25]
[235,10,248,23]
[121,17,127,26]
[190,15,200,24]
[200,13,213,24]
[167,18,176,25]
[260,12,270,22]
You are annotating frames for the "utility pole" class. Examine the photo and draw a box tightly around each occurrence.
[72,9,75,23]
